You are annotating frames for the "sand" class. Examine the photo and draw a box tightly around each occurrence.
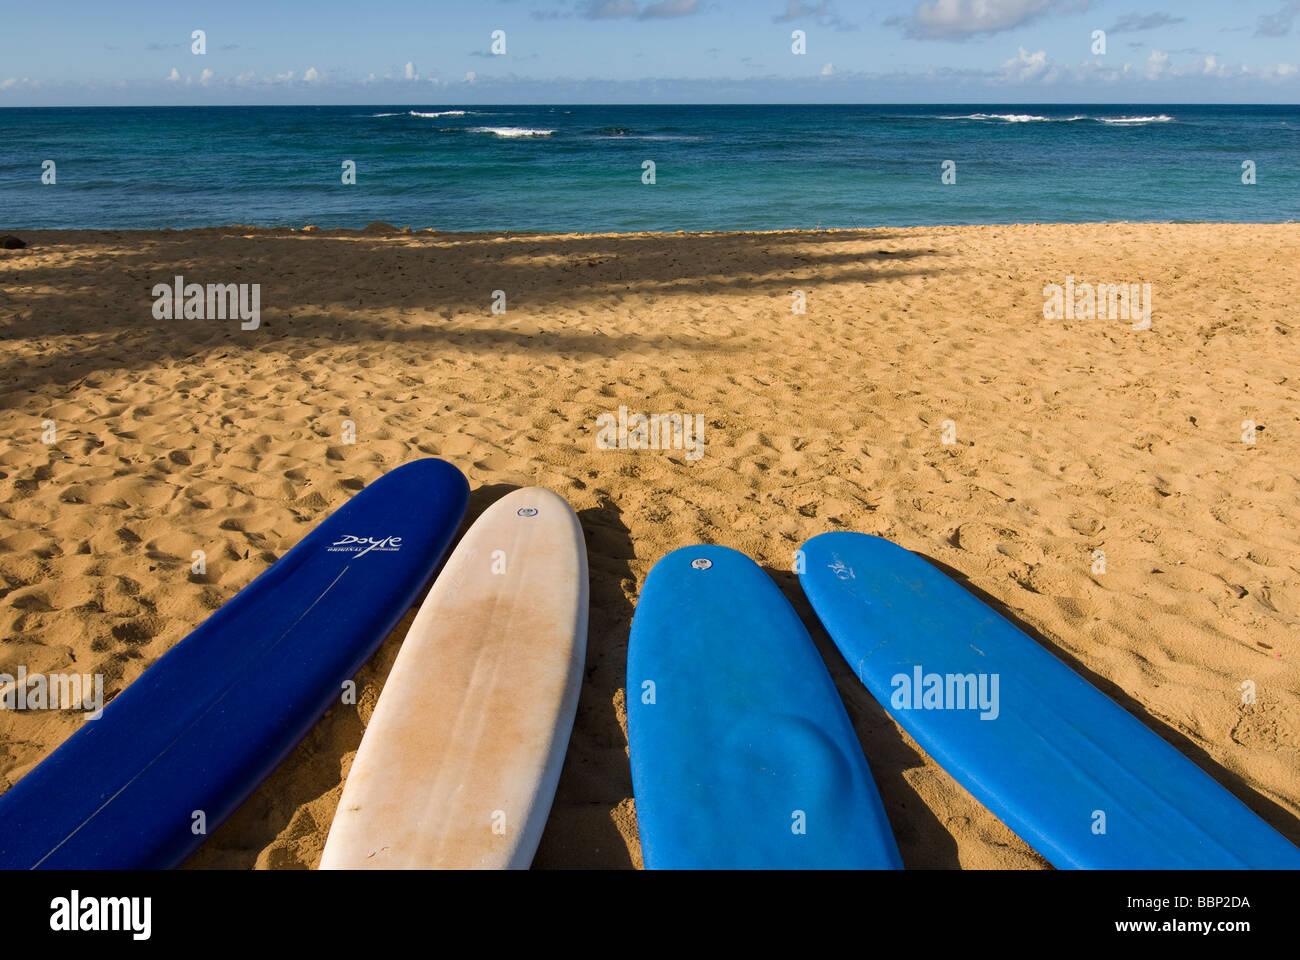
[0,222,1296,869]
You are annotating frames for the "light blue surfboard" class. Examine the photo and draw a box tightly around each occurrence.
[798,531,1300,869]
[627,545,902,869]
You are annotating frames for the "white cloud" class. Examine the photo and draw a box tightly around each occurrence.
[1246,61,1300,78]
[1146,49,1169,78]
[821,62,835,75]
[1000,46,1055,82]
[892,0,1083,40]
[199,68,213,86]
[464,71,477,83]
[166,67,181,83]
[304,66,320,83]
[1202,56,1228,78]
[404,61,418,80]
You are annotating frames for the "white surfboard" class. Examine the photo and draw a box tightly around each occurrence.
[320,487,588,869]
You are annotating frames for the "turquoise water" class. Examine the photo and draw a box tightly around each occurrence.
[1,104,1297,230]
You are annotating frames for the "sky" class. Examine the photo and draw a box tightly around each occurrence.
[1,0,1298,105]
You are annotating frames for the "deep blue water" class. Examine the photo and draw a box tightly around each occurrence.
[1,104,1297,230]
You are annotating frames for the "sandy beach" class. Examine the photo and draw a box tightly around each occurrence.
[0,221,1296,868]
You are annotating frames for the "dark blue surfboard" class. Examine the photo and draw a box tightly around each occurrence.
[627,545,902,869]
[0,458,469,869]
[798,532,1300,869]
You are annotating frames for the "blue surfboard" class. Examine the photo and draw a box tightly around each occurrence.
[0,458,469,869]
[798,531,1300,869]
[627,545,902,869]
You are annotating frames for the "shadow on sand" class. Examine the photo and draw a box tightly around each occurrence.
[0,227,947,403]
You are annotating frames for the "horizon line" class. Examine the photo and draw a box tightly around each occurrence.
[3,100,1298,109]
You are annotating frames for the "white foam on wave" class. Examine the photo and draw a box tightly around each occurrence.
[1096,115,1174,124]
[468,126,555,137]
[941,113,1087,122]
[410,110,467,118]
[370,112,403,117]
[938,112,1174,124]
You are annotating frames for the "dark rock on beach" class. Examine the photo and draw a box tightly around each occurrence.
[1,235,27,249]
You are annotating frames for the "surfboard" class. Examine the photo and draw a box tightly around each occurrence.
[320,486,588,869]
[627,545,902,869]
[0,458,469,869]
[798,531,1300,869]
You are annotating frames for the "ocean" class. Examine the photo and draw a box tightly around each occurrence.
[2,104,1297,231]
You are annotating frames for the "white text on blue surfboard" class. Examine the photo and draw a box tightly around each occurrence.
[327,535,403,556]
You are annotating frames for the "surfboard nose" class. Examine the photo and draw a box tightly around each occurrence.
[652,542,751,571]
[320,483,587,870]
[490,485,578,518]
[628,543,902,869]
